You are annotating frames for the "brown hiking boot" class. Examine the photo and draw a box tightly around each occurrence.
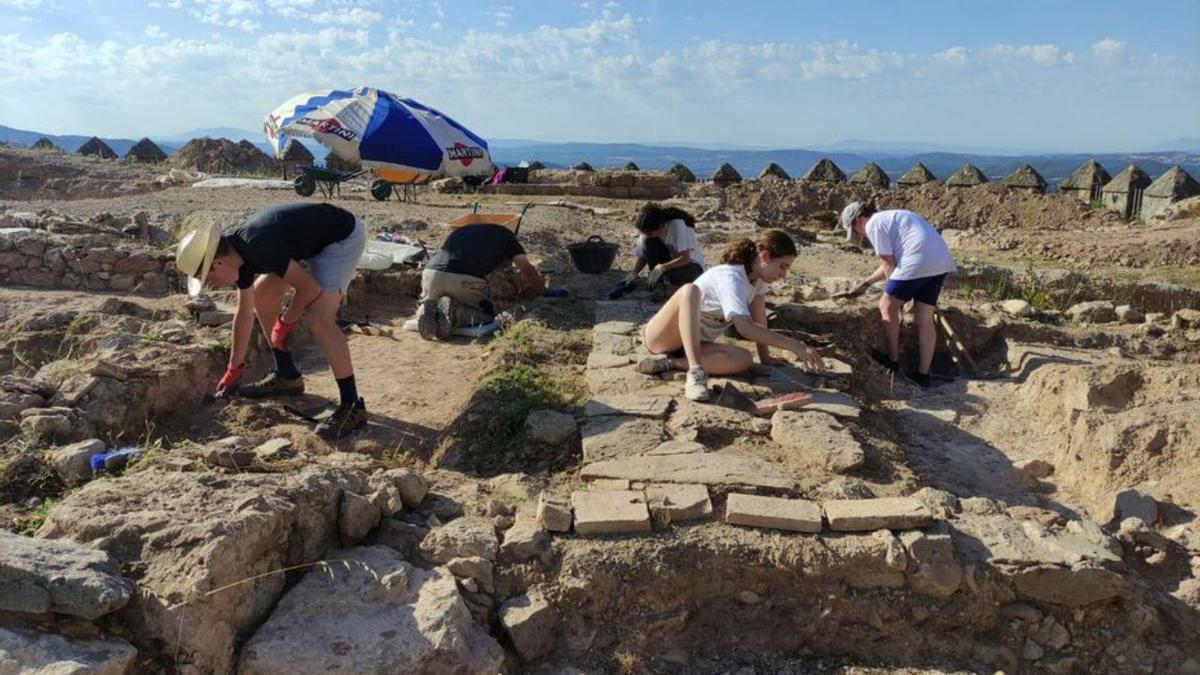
[240,372,305,399]
[315,398,368,440]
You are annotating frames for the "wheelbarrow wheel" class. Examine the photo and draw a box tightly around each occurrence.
[370,179,392,201]
[294,174,316,197]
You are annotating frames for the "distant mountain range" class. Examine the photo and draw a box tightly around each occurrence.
[3,123,1197,185]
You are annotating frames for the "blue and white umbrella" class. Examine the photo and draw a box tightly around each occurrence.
[264,87,494,180]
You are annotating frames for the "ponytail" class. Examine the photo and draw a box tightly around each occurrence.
[719,229,797,271]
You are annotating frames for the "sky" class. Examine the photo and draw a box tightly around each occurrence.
[1,0,1198,152]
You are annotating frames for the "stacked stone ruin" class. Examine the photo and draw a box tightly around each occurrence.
[324,149,361,173]
[758,162,792,181]
[946,163,989,187]
[124,137,167,164]
[897,162,938,187]
[0,212,174,294]
[848,161,890,188]
[1101,164,1153,219]
[1060,160,1111,203]
[77,136,117,160]
[668,162,697,183]
[1001,164,1048,193]
[1141,165,1200,219]
[31,137,60,152]
[710,162,743,186]
[802,158,846,183]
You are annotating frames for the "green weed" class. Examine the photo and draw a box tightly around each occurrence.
[20,498,55,536]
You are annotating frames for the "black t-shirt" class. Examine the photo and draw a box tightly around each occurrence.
[427,223,525,279]
[228,202,356,289]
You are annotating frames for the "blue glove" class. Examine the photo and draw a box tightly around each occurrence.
[544,287,569,298]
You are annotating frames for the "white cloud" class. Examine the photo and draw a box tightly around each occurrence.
[311,8,383,26]
[0,0,44,8]
[1092,38,1127,66]
[144,25,167,39]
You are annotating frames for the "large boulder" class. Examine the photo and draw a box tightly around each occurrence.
[237,546,503,675]
[0,531,132,619]
[36,467,363,674]
[0,626,136,675]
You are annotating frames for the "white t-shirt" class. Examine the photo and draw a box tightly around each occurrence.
[865,209,957,281]
[692,264,768,342]
[633,218,706,268]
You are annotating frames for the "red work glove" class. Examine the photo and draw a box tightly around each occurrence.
[269,316,298,350]
[216,363,245,397]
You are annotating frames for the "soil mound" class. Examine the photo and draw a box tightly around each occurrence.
[165,137,277,175]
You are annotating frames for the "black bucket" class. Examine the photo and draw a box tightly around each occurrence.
[566,235,620,274]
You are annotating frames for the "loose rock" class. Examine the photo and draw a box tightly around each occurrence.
[525,409,578,445]
[49,438,105,484]
[0,531,132,619]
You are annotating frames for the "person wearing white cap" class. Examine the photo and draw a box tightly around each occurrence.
[836,201,956,387]
[176,202,368,438]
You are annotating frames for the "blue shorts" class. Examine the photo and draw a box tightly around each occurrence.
[884,274,947,306]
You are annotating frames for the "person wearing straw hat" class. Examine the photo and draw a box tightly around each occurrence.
[176,201,368,438]
[836,201,956,388]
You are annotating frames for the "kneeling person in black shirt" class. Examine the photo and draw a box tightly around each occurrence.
[415,223,545,340]
[177,202,368,439]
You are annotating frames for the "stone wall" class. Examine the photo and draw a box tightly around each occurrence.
[482,170,681,200]
[0,215,175,294]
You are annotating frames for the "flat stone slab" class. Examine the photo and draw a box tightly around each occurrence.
[571,490,652,535]
[823,498,933,531]
[725,494,822,533]
[593,320,637,336]
[586,367,675,398]
[592,333,635,357]
[806,390,862,420]
[770,410,865,473]
[0,531,132,620]
[595,301,652,324]
[586,352,633,369]
[645,440,708,456]
[581,453,794,490]
[645,483,713,523]
[584,395,672,419]
[580,415,668,462]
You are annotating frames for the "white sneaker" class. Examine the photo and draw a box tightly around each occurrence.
[685,366,710,401]
[636,354,673,375]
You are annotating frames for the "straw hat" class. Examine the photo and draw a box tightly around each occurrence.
[176,223,220,296]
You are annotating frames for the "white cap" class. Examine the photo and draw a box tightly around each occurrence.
[840,201,863,240]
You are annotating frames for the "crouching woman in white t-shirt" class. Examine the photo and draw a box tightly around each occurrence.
[636,230,825,402]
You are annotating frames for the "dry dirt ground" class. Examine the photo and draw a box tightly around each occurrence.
[2,150,1200,675]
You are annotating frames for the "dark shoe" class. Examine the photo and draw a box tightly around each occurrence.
[240,372,304,399]
[905,369,932,388]
[416,299,439,341]
[434,297,454,339]
[315,398,368,440]
[870,348,899,374]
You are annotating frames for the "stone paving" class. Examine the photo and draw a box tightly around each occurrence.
[560,298,943,537]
